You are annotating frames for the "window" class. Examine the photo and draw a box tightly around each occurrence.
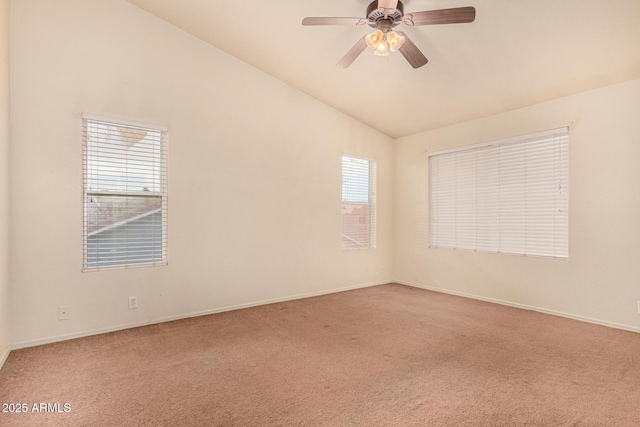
[429,127,568,258]
[82,114,168,270]
[342,155,376,250]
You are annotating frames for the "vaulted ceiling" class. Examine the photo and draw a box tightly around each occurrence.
[126,0,640,139]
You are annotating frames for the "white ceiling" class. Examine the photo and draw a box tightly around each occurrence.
[126,0,640,139]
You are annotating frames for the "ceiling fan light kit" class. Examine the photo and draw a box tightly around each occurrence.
[302,0,476,69]
[366,29,404,57]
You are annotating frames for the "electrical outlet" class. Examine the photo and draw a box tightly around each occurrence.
[58,306,70,321]
[637,300,640,314]
[378,265,384,274]
[128,296,138,310]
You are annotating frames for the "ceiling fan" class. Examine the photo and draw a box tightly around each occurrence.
[302,0,476,69]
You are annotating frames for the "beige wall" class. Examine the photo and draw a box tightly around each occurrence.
[9,0,394,348]
[0,0,10,363]
[394,78,640,332]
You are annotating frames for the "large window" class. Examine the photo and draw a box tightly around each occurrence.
[82,114,168,270]
[429,128,568,258]
[342,155,376,250]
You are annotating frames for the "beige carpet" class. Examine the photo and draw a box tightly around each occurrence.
[1,283,640,426]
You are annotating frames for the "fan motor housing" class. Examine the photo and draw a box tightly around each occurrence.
[367,1,404,29]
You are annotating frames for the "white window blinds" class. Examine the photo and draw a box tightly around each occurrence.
[82,114,168,270]
[342,155,377,250]
[429,128,568,258]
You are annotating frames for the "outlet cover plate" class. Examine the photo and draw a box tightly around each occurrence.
[58,306,70,320]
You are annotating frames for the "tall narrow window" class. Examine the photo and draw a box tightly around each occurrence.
[342,155,376,250]
[82,114,168,270]
[429,127,568,258]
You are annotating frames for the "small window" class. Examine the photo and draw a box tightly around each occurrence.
[82,114,168,270]
[342,155,376,250]
[429,128,568,258]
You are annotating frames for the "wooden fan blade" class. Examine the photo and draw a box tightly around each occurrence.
[302,17,368,26]
[336,36,368,69]
[403,6,476,26]
[397,32,428,68]
[378,0,399,14]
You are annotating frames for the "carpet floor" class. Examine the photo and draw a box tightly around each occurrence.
[1,283,640,426]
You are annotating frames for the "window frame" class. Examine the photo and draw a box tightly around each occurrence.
[341,154,377,251]
[81,113,168,271]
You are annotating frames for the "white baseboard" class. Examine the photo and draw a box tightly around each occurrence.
[11,279,391,350]
[0,344,9,371]
[396,280,640,334]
